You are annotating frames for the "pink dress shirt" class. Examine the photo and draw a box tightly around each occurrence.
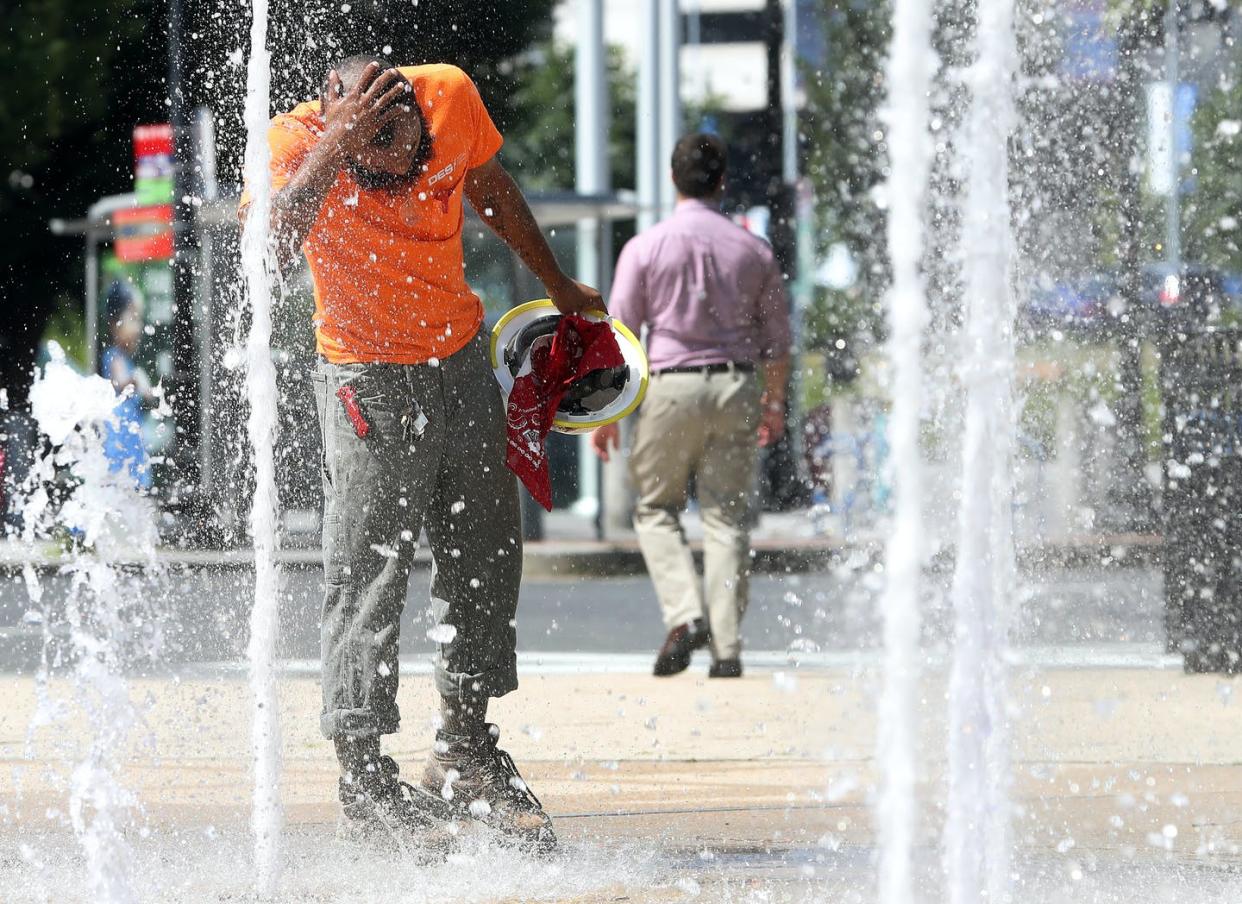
[609,199,793,371]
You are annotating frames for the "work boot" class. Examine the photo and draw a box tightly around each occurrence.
[338,754,458,853]
[421,723,557,854]
[653,618,711,676]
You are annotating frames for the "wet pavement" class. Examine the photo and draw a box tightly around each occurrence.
[6,664,1242,902]
[0,524,1193,903]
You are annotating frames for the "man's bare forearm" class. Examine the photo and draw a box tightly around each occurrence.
[466,163,569,291]
[762,356,790,405]
[269,136,346,270]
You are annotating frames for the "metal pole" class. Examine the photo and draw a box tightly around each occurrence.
[575,0,609,198]
[637,0,661,231]
[169,0,197,488]
[687,0,701,46]
[764,0,791,269]
[593,214,612,539]
[607,0,660,534]
[760,0,799,508]
[575,0,610,523]
[194,107,218,496]
[656,0,682,218]
[781,0,799,186]
[781,0,803,466]
[85,235,99,375]
[1165,0,1181,273]
[168,0,187,212]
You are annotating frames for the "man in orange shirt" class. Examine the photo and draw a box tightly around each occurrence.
[253,55,600,853]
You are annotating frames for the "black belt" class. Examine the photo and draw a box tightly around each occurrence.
[653,362,755,376]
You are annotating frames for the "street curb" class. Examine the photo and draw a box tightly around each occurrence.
[0,534,1162,578]
[520,541,845,578]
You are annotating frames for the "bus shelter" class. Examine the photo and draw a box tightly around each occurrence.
[51,189,638,543]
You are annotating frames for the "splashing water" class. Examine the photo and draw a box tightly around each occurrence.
[19,343,163,903]
[239,0,284,891]
[876,0,936,901]
[945,0,1019,901]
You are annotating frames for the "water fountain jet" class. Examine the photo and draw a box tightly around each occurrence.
[238,0,284,892]
[877,0,937,902]
[945,0,1019,900]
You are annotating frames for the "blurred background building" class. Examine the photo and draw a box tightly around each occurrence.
[5,1,1242,553]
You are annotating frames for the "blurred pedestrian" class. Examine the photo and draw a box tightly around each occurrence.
[100,280,155,490]
[244,54,602,852]
[592,132,792,679]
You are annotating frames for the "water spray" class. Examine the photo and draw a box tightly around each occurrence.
[945,0,1019,900]
[19,345,160,904]
[876,0,936,901]
[239,0,284,892]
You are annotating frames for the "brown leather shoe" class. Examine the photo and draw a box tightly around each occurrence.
[708,657,743,678]
[653,618,711,676]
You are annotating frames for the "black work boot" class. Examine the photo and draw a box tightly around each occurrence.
[421,724,556,854]
[338,753,458,853]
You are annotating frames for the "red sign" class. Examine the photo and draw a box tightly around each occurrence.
[113,205,174,262]
[133,124,174,176]
[133,123,174,206]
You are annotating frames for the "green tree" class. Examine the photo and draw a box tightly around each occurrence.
[1184,63,1242,270]
[501,41,637,192]
[799,0,890,351]
[795,0,1168,352]
[0,0,169,402]
[499,38,727,194]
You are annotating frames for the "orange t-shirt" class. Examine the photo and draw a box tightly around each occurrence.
[252,64,503,364]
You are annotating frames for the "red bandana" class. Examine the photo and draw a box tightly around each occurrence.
[504,316,624,510]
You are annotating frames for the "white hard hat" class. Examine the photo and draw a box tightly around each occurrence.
[490,299,649,435]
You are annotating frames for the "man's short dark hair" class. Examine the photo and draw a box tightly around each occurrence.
[335,53,398,91]
[671,132,726,199]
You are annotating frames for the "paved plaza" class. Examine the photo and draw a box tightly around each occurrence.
[4,655,1242,901]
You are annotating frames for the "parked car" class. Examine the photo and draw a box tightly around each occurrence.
[1023,272,1120,335]
[1026,266,1242,337]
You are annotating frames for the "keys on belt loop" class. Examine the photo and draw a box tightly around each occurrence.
[399,368,429,444]
[401,400,429,444]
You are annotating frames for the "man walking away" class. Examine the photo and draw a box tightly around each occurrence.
[591,133,792,679]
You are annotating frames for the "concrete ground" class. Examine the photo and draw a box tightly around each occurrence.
[0,506,1211,901]
[5,658,1242,902]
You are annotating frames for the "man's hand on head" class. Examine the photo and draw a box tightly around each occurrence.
[548,277,606,316]
[320,63,411,159]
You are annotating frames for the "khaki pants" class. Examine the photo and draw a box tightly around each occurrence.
[629,368,760,660]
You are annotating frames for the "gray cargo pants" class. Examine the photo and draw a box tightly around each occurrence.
[311,331,522,740]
